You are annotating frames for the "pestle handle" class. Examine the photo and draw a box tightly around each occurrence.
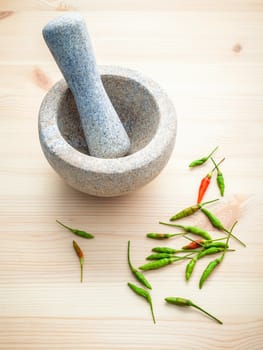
[42,14,130,158]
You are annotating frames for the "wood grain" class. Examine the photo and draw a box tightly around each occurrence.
[0,1,263,349]
[1,11,263,64]
[1,0,263,12]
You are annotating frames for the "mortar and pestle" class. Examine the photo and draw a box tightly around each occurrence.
[39,14,177,197]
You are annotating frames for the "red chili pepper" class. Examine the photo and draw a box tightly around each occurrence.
[197,173,212,203]
[197,158,225,204]
[183,239,203,250]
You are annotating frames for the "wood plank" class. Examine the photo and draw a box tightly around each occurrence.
[0,2,263,349]
[1,0,263,12]
[0,318,261,350]
[0,12,263,63]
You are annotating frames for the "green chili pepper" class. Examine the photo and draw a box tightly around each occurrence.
[169,198,219,221]
[72,240,84,283]
[146,232,184,240]
[200,207,246,247]
[199,258,222,289]
[197,246,227,258]
[159,222,212,240]
[204,241,228,249]
[217,174,225,196]
[152,247,177,254]
[188,146,219,168]
[200,208,225,229]
[127,241,152,289]
[56,220,94,239]
[139,255,192,271]
[165,297,223,324]
[199,221,237,289]
[127,282,156,324]
[152,247,200,254]
[139,257,178,270]
[211,157,225,196]
[146,253,177,260]
[185,256,198,280]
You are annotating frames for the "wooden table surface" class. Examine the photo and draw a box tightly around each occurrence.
[0,1,263,349]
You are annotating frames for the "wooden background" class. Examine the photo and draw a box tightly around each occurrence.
[0,1,263,349]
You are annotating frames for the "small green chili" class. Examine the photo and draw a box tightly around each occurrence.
[139,257,178,271]
[152,247,200,254]
[159,222,212,240]
[146,253,177,260]
[199,258,222,289]
[197,246,227,258]
[146,232,184,240]
[169,198,219,221]
[204,241,228,249]
[211,157,225,196]
[188,146,219,168]
[165,296,223,324]
[199,221,237,289]
[56,220,94,239]
[200,207,246,247]
[128,241,152,289]
[139,255,192,271]
[127,282,156,324]
[185,256,198,280]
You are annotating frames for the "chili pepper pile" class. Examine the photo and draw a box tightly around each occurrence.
[127,146,246,324]
[52,147,245,326]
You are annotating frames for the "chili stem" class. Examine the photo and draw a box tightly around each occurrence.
[183,235,203,246]
[211,157,225,174]
[211,237,227,241]
[159,221,180,228]
[149,301,156,324]
[191,303,223,324]
[56,219,71,231]
[223,227,245,247]
[200,198,219,206]
[183,235,235,252]
[222,221,238,259]
[80,264,83,283]
[180,252,199,259]
[207,146,219,159]
[183,236,226,244]
[211,157,220,171]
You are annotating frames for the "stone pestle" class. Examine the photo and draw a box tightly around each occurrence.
[42,14,130,158]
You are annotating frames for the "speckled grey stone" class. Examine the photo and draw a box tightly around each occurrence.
[42,14,130,158]
[39,66,177,197]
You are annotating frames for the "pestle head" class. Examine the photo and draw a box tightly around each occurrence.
[42,14,130,158]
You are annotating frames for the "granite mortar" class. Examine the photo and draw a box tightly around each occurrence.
[38,66,177,197]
